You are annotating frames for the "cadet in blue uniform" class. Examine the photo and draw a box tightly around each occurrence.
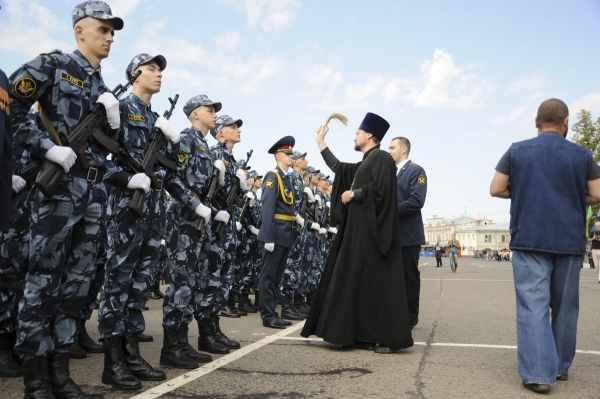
[8,2,124,398]
[388,137,427,328]
[258,136,297,329]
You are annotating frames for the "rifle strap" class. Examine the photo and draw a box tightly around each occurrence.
[38,107,63,146]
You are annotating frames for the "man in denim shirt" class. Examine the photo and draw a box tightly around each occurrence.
[490,98,600,393]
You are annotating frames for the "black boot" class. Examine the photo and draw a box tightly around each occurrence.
[121,334,166,381]
[253,291,260,308]
[293,294,309,315]
[210,315,240,349]
[305,292,315,307]
[154,281,165,299]
[179,325,212,363]
[0,332,23,377]
[148,287,160,300]
[135,332,153,342]
[159,328,198,369]
[77,321,103,354]
[69,343,87,359]
[48,352,104,399]
[197,318,229,354]
[237,294,258,314]
[22,356,56,399]
[101,337,141,390]
[220,304,241,318]
[280,297,304,320]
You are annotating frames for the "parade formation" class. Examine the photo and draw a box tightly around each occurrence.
[2,1,599,398]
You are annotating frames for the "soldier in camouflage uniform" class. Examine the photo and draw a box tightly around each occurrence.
[246,172,264,307]
[309,173,332,295]
[278,151,311,320]
[148,198,169,301]
[98,53,181,390]
[8,2,124,398]
[198,115,247,350]
[160,94,226,366]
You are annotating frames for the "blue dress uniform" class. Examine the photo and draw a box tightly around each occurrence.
[396,159,427,326]
[258,137,296,328]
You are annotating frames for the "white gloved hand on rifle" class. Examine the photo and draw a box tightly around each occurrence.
[127,173,151,193]
[328,226,337,234]
[303,187,315,203]
[236,169,248,190]
[310,222,320,231]
[264,242,274,252]
[45,145,76,173]
[96,92,120,129]
[294,214,305,228]
[194,203,211,225]
[250,226,260,236]
[214,210,230,223]
[155,116,180,144]
[214,160,225,185]
[236,221,242,231]
[319,227,327,235]
[315,194,322,206]
[12,175,26,193]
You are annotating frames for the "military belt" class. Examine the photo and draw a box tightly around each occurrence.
[274,214,294,221]
[69,163,104,183]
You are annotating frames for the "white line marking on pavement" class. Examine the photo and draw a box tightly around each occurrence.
[278,337,600,355]
[130,321,306,399]
[422,279,514,282]
[418,262,429,268]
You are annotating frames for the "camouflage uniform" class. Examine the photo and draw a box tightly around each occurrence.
[237,188,261,296]
[311,189,331,292]
[98,90,176,339]
[298,185,321,297]
[9,49,116,358]
[162,125,216,329]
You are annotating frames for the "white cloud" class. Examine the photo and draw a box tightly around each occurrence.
[224,0,302,35]
[110,0,141,19]
[344,76,385,108]
[0,0,71,57]
[215,31,242,52]
[382,79,401,104]
[508,73,550,93]
[403,48,494,110]
[570,92,600,117]
[296,65,344,110]
[490,105,527,125]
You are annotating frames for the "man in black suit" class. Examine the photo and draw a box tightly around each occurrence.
[388,137,427,328]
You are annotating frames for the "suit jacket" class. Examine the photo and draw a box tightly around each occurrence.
[257,166,295,247]
[0,68,12,232]
[396,159,427,246]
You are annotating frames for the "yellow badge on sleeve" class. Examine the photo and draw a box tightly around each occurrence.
[14,77,36,98]
[177,151,187,166]
[418,175,426,186]
[265,179,274,189]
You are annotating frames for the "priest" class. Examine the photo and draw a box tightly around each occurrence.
[301,112,414,354]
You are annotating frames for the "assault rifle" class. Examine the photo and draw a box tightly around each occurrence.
[196,140,227,232]
[129,94,179,216]
[36,70,141,199]
[314,192,322,240]
[213,149,253,238]
[19,161,42,188]
[296,191,315,235]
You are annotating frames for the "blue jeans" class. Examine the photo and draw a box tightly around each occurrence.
[511,250,581,385]
[449,252,458,271]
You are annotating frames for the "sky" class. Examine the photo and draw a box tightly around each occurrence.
[2,0,600,223]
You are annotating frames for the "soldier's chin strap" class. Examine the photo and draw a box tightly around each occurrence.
[272,169,293,205]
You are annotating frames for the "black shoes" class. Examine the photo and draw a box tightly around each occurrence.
[0,332,22,377]
[148,281,165,300]
[220,305,241,318]
[160,328,199,369]
[48,352,104,399]
[210,315,240,349]
[374,344,398,354]
[280,298,305,320]
[410,317,418,330]
[69,343,88,359]
[197,318,230,354]
[557,372,568,381]
[522,380,550,393]
[263,319,292,329]
[237,294,258,313]
[135,332,153,343]
[101,337,142,391]
[78,320,103,353]
[121,334,166,381]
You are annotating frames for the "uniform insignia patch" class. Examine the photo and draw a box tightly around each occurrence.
[265,179,274,189]
[177,151,187,166]
[60,72,84,89]
[197,145,208,153]
[0,87,10,116]
[128,114,145,121]
[14,77,36,98]
[224,161,231,168]
[418,175,426,185]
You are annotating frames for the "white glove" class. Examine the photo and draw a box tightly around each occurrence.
[127,173,151,193]
[236,169,248,190]
[236,221,242,231]
[194,203,211,224]
[264,243,274,252]
[303,187,315,203]
[328,226,337,234]
[294,214,305,228]
[245,191,254,200]
[319,228,327,235]
[310,222,320,231]
[214,210,230,223]
[155,116,180,144]
[12,175,26,193]
[214,160,225,185]
[44,145,76,173]
[97,92,120,129]
[250,226,259,236]
[315,194,322,206]
[326,201,331,208]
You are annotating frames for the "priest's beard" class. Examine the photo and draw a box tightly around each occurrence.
[354,143,361,151]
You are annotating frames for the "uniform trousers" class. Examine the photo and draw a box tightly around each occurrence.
[259,245,290,323]
[402,245,421,323]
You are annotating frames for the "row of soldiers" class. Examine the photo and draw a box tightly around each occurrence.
[0,1,337,398]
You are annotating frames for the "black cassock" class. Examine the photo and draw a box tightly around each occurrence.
[301,146,413,350]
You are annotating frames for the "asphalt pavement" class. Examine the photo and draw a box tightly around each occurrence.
[3,257,600,398]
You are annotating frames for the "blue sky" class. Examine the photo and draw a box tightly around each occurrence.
[2,0,600,223]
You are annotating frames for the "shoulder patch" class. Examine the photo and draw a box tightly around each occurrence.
[128,114,145,121]
[60,72,84,89]
[177,151,187,166]
[14,77,36,98]
[224,161,231,168]
[418,175,426,186]
[265,179,274,189]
